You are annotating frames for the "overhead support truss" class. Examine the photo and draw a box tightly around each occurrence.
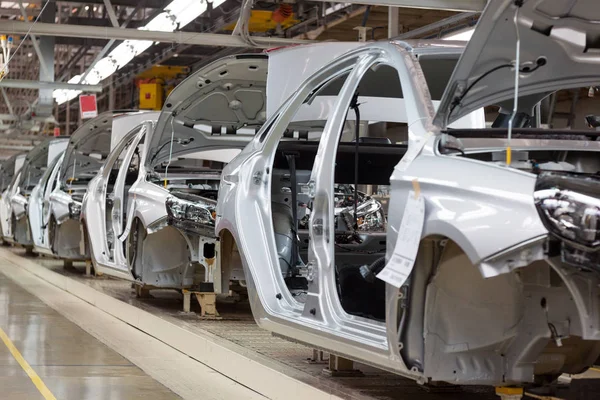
[102,0,120,28]
[0,21,314,48]
[307,0,485,12]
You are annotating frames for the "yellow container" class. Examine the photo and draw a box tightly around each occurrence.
[139,83,163,110]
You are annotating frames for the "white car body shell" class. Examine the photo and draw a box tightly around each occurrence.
[84,54,268,292]
[215,0,600,386]
[7,138,69,246]
[0,153,26,240]
[82,122,243,290]
[29,111,158,258]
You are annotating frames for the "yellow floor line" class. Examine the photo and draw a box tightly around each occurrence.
[591,367,600,373]
[0,326,57,400]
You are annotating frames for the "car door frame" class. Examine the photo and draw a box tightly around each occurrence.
[90,124,146,274]
[110,124,148,270]
[31,153,64,250]
[232,44,435,372]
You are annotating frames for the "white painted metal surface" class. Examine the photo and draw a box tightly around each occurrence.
[215,3,600,385]
[110,111,160,150]
[0,153,25,239]
[266,43,363,118]
[28,112,158,259]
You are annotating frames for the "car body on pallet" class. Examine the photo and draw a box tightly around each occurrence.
[2,137,69,248]
[28,111,156,259]
[213,0,600,390]
[0,153,26,241]
[80,55,264,299]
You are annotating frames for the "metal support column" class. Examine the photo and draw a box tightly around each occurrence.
[388,7,399,38]
[77,59,83,127]
[108,76,115,111]
[0,88,14,116]
[65,99,70,135]
[322,354,363,377]
[37,0,56,118]
[102,0,120,28]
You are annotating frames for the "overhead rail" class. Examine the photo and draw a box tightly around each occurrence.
[0,21,314,48]
[394,12,478,39]
[0,79,103,92]
[306,0,486,12]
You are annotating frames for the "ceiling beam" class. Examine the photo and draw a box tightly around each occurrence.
[306,0,485,12]
[17,1,51,78]
[103,0,120,27]
[0,8,41,17]
[395,11,477,39]
[55,37,109,47]
[64,17,144,28]
[0,79,103,92]
[24,0,165,8]
[0,21,314,48]
[0,144,36,151]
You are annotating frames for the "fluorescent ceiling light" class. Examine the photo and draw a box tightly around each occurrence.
[442,27,474,41]
[54,0,225,105]
[325,3,351,16]
[0,2,28,8]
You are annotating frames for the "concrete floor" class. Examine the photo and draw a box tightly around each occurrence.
[0,272,180,400]
[3,246,600,400]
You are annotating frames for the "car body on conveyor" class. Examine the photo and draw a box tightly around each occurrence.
[80,55,265,300]
[0,153,26,242]
[2,137,69,248]
[29,111,156,259]
[214,0,600,391]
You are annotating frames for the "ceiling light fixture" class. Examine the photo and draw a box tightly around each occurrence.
[54,0,226,104]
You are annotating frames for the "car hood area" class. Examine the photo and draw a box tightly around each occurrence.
[147,54,268,169]
[434,0,600,128]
